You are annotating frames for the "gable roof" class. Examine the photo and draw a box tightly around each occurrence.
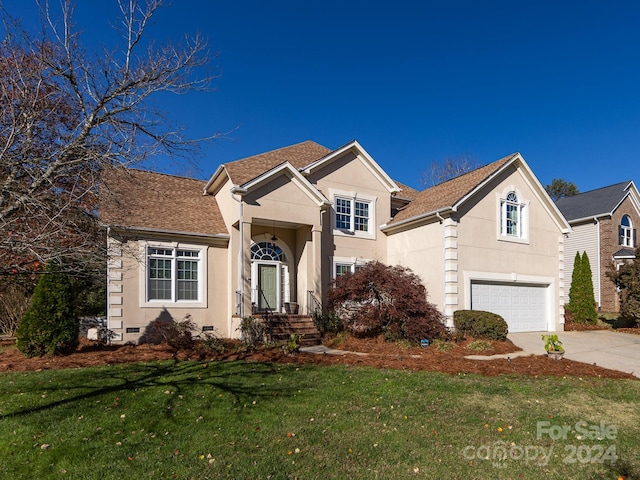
[386,153,517,226]
[101,168,228,238]
[555,181,634,222]
[223,140,332,187]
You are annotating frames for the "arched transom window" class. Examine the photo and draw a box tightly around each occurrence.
[501,191,523,237]
[619,215,635,247]
[251,242,285,261]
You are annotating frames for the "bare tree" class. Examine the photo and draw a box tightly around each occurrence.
[421,154,479,187]
[0,0,217,275]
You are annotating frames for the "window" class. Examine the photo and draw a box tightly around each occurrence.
[619,215,635,247]
[251,242,284,261]
[334,260,368,278]
[147,247,201,302]
[500,191,525,238]
[334,196,372,234]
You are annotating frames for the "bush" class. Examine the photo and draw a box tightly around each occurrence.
[607,247,640,325]
[238,316,265,347]
[453,310,508,341]
[15,262,79,357]
[327,261,446,342]
[140,313,197,350]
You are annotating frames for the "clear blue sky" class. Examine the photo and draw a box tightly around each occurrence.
[6,1,640,192]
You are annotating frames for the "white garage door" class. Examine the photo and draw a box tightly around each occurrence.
[471,282,548,333]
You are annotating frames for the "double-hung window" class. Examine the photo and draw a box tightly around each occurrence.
[500,191,525,239]
[334,195,373,235]
[619,215,635,247]
[148,247,201,302]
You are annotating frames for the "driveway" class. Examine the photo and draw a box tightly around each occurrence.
[508,330,640,378]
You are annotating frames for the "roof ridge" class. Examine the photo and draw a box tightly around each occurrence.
[224,140,326,166]
[121,167,205,183]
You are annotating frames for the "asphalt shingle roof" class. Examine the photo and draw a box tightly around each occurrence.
[101,168,228,236]
[389,153,517,224]
[223,140,332,186]
[555,181,631,221]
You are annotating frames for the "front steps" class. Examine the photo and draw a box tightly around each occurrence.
[259,314,322,346]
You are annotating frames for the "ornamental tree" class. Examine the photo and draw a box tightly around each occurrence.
[327,261,446,342]
[567,251,598,324]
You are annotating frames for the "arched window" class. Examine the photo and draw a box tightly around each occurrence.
[501,191,523,237]
[251,242,285,261]
[619,215,635,247]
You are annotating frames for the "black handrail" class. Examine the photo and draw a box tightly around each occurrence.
[307,290,322,316]
[256,287,275,339]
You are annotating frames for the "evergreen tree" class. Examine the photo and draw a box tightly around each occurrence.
[16,262,79,357]
[567,251,598,324]
[567,251,582,315]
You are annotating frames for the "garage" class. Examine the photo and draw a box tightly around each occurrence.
[470,281,548,333]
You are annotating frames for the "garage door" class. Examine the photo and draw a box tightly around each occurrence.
[471,282,548,333]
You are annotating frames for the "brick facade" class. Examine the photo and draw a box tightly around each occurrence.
[598,196,640,312]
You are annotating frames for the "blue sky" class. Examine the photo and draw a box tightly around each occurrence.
[6,1,640,192]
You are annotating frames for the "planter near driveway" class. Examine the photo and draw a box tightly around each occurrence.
[508,330,640,378]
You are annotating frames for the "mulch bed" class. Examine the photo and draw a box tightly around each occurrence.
[1,333,637,379]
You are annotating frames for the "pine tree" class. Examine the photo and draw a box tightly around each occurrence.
[567,251,582,317]
[15,262,79,357]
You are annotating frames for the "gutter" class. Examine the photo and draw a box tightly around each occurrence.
[381,207,452,234]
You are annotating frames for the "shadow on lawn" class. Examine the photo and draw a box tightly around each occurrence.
[0,359,295,420]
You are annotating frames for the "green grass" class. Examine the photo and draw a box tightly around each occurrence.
[1,360,639,479]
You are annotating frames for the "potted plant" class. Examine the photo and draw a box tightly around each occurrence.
[541,334,564,360]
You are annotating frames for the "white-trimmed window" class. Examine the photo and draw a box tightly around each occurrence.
[147,247,202,302]
[500,191,526,239]
[334,259,368,278]
[332,191,376,238]
[619,215,635,247]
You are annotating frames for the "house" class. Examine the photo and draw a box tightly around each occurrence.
[101,140,570,343]
[556,181,640,312]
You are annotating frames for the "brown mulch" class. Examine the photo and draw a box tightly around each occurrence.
[1,334,637,379]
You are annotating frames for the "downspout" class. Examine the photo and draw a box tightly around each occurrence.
[594,216,601,309]
[231,189,245,318]
[106,226,111,332]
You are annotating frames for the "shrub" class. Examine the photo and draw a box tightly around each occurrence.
[453,310,508,341]
[140,313,197,350]
[327,261,446,342]
[15,262,79,357]
[466,340,493,351]
[238,316,265,347]
[313,311,343,335]
[607,247,640,325]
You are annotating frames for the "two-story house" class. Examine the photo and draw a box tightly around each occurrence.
[556,181,640,312]
[101,140,570,342]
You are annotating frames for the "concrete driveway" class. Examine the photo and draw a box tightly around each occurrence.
[508,330,640,378]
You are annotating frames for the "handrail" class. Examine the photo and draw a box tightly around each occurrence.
[307,290,322,316]
[254,287,275,339]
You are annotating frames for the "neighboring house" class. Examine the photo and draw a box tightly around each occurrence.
[556,181,640,312]
[101,141,570,343]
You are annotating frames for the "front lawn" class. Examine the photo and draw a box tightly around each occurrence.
[1,360,638,479]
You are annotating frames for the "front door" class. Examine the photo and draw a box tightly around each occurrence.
[258,264,278,311]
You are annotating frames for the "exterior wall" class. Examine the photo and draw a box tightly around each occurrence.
[563,221,600,307]
[107,235,229,344]
[455,167,564,330]
[600,196,640,311]
[309,151,391,271]
[386,220,445,314]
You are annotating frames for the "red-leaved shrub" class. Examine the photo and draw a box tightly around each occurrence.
[326,261,445,342]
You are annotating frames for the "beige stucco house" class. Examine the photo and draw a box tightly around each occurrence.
[101,140,570,343]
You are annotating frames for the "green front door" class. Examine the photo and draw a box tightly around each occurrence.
[258,264,278,311]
